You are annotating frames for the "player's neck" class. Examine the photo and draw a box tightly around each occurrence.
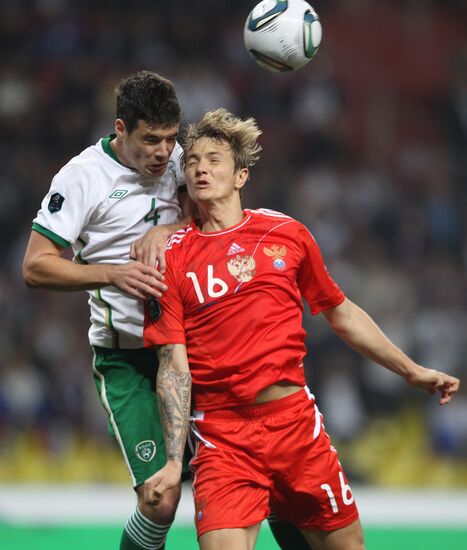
[198,202,244,233]
[110,136,132,169]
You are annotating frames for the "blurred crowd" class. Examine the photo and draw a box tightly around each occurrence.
[0,0,466,486]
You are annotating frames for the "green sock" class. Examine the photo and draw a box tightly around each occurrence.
[120,507,170,550]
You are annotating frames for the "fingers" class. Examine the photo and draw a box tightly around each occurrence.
[134,247,165,270]
[129,242,137,261]
[143,466,182,506]
[131,240,167,270]
[157,251,167,274]
[120,279,164,300]
[143,248,166,272]
[427,373,460,406]
[115,262,168,299]
[123,284,163,300]
[126,281,166,300]
[143,478,172,506]
[439,387,456,405]
[125,287,152,300]
[144,480,163,506]
[438,376,460,406]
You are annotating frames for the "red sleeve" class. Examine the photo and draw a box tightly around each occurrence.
[143,255,186,347]
[296,225,345,315]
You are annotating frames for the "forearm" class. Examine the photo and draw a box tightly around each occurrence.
[325,299,421,380]
[157,344,192,465]
[23,253,114,291]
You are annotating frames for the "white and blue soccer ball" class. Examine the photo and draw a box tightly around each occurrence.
[244,0,322,72]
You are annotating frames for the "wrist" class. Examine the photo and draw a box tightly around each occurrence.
[165,459,183,471]
[403,363,425,383]
[102,264,115,285]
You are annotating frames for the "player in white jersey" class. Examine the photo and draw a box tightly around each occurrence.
[23,71,191,550]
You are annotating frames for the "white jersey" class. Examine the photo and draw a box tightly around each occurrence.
[33,136,184,349]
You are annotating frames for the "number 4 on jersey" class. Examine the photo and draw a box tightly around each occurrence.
[144,198,161,225]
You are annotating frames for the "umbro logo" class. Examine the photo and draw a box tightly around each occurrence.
[227,242,245,256]
[109,189,128,199]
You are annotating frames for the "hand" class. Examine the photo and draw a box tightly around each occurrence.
[108,261,167,300]
[405,366,460,405]
[143,461,182,506]
[130,226,173,272]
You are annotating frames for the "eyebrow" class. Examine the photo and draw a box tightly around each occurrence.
[187,150,223,160]
[143,131,178,140]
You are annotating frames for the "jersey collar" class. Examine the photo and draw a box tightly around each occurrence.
[193,211,252,236]
[101,134,127,166]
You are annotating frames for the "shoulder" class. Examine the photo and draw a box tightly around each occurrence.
[53,141,116,193]
[248,208,293,221]
[247,208,317,244]
[55,143,102,180]
[69,140,106,168]
[166,224,196,252]
[247,208,305,231]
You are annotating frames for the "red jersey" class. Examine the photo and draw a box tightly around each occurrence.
[144,208,345,410]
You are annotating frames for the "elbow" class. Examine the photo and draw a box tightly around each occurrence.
[324,299,355,337]
[329,320,349,339]
[22,262,41,289]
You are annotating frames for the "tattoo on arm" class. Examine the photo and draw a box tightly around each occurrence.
[157,345,191,462]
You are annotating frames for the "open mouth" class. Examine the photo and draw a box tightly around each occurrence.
[147,163,166,174]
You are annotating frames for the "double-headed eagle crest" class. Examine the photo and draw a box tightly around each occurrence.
[263,244,287,270]
[227,255,256,283]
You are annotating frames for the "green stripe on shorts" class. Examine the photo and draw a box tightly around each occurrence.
[92,346,166,487]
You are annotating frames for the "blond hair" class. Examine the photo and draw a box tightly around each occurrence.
[184,108,262,171]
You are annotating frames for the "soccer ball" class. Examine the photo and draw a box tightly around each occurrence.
[244,0,322,72]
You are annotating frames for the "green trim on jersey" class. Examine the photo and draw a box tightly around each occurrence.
[101,135,126,166]
[73,237,88,265]
[96,289,120,348]
[32,223,71,248]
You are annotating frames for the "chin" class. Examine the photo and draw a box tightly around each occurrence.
[147,168,164,177]
[194,192,212,202]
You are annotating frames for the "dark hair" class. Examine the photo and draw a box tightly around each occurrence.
[115,71,181,133]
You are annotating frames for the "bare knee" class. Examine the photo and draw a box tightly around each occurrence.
[137,484,181,524]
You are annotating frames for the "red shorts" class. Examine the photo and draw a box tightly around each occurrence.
[190,387,359,538]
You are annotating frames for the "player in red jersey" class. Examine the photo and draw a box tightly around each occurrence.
[143,109,460,550]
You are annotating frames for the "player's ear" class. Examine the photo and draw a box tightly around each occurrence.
[115,118,127,138]
[235,168,249,190]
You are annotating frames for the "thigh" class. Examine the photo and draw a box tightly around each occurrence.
[92,346,166,487]
[269,398,359,531]
[199,524,262,550]
[190,418,270,539]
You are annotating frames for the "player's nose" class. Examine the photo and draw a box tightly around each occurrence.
[195,157,208,174]
[154,140,170,159]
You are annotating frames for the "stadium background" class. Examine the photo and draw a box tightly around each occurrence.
[0,0,466,548]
